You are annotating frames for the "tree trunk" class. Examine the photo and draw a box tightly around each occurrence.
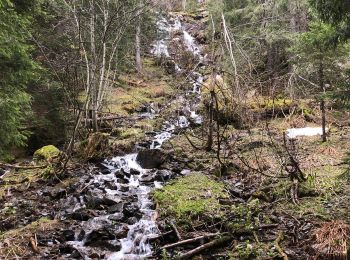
[206,90,214,151]
[135,17,142,73]
[319,62,327,142]
[320,99,326,142]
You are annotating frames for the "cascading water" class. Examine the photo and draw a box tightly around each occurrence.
[66,13,206,260]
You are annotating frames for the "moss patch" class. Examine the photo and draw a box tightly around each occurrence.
[0,168,41,201]
[106,58,175,115]
[153,173,229,226]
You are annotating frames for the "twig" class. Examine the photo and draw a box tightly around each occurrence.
[274,231,288,260]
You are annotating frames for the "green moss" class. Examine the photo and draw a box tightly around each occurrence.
[0,168,41,200]
[33,145,60,161]
[249,98,293,110]
[153,173,229,226]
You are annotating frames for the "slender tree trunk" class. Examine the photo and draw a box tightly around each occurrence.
[319,62,327,142]
[206,90,214,151]
[135,15,142,73]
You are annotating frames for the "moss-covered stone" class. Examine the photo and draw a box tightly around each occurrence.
[33,145,60,161]
[153,173,229,227]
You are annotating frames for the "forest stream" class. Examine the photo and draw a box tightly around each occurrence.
[1,1,350,260]
[58,12,206,259]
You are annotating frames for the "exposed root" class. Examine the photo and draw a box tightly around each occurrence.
[274,231,288,260]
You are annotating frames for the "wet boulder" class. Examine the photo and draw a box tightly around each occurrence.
[115,169,131,178]
[154,170,173,182]
[115,224,129,239]
[84,228,120,250]
[84,228,115,243]
[61,230,75,242]
[119,185,129,193]
[69,210,94,221]
[130,168,140,175]
[108,213,124,222]
[123,203,142,219]
[136,149,168,169]
[108,203,124,214]
[140,173,155,183]
[85,195,120,210]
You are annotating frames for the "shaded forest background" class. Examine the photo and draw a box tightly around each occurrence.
[0,0,349,160]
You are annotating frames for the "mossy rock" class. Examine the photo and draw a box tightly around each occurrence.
[33,145,60,161]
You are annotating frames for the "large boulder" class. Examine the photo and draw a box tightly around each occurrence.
[136,149,168,169]
[33,145,60,161]
[84,228,121,251]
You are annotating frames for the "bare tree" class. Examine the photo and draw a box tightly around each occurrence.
[62,0,147,131]
[135,0,143,73]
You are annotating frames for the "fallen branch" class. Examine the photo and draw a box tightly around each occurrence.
[179,235,232,259]
[148,230,174,242]
[274,231,288,260]
[169,220,182,241]
[161,233,227,250]
[30,235,40,254]
[0,162,48,170]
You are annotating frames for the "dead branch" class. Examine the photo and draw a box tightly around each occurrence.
[29,236,40,254]
[0,163,48,170]
[178,235,232,260]
[161,233,226,250]
[274,231,288,260]
[169,220,182,241]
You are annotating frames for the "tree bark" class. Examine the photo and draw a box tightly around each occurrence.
[206,90,214,151]
[135,6,142,73]
[319,62,327,142]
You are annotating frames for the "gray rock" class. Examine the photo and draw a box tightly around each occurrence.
[61,230,75,242]
[136,149,168,169]
[108,203,124,214]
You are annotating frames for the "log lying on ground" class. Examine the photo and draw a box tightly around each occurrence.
[179,235,233,260]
